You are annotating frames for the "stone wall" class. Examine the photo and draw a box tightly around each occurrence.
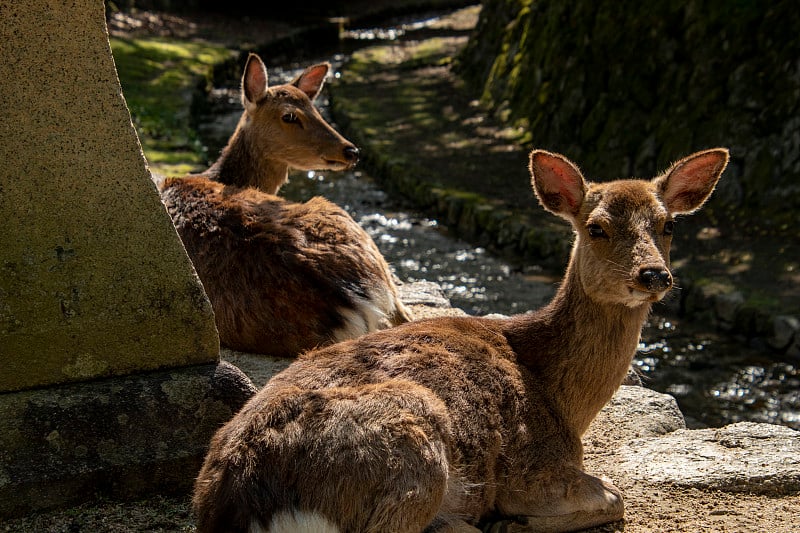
[457,0,800,222]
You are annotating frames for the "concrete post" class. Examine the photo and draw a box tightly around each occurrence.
[0,0,254,518]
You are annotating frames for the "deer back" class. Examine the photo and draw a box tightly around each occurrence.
[193,315,553,532]
[160,176,407,356]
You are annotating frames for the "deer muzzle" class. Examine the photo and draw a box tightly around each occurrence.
[637,267,673,293]
[323,144,359,170]
[343,145,360,164]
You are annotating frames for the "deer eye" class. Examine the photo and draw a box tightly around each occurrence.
[663,220,675,235]
[281,112,299,124]
[587,224,607,238]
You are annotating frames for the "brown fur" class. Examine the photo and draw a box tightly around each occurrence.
[159,54,410,355]
[193,148,729,532]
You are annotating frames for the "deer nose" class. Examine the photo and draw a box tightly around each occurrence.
[343,145,359,163]
[638,267,672,292]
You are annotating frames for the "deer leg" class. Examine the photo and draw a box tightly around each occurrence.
[496,467,624,533]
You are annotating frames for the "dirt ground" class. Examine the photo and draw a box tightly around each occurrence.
[2,5,797,533]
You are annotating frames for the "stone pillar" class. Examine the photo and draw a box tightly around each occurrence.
[0,0,254,518]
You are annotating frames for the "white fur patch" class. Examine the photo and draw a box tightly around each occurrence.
[332,287,397,342]
[257,509,340,533]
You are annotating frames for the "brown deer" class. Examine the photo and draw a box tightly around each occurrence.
[201,52,360,194]
[159,53,410,356]
[193,148,729,532]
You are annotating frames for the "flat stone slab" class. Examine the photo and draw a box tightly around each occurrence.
[0,361,255,519]
[616,421,800,495]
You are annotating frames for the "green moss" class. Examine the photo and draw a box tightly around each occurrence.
[744,291,781,311]
[458,0,800,219]
[110,37,233,177]
[439,188,484,203]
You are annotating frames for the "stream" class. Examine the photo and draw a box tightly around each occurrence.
[193,14,799,431]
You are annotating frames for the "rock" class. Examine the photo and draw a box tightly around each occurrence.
[399,280,468,320]
[398,280,452,308]
[616,422,800,496]
[714,290,745,327]
[585,386,686,453]
[221,350,293,388]
[586,386,799,499]
[768,315,800,352]
[681,279,731,318]
[0,362,255,519]
[622,367,644,386]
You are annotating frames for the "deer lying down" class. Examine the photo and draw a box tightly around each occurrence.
[193,148,729,532]
[159,54,410,356]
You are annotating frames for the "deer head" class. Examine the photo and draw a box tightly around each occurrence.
[235,53,358,182]
[530,148,729,308]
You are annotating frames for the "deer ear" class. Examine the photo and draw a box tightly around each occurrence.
[655,148,729,214]
[242,53,269,110]
[529,150,587,219]
[292,63,330,101]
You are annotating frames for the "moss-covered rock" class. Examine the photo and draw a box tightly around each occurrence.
[457,0,800,223]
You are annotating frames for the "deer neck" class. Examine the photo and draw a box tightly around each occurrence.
[204,127,288,194]
[505,261,651,436]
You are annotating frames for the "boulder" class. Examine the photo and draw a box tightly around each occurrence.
[584,384,800,498]
[616,421,800,496]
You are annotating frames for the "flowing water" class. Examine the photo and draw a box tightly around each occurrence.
[193,20,799,431]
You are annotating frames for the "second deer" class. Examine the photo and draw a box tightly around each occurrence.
[159,53,410,356]
[193,148,729,532]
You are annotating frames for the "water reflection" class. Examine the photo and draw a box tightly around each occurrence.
[342,15,444,41]
[638,316,800,429]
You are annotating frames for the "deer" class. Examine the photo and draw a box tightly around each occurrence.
[192,147,729,532]
[158,53,411,356]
